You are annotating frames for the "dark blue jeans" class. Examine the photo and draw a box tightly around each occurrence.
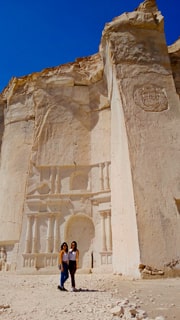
[60,262,69,287]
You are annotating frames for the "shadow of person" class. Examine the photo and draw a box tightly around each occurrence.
[76,288,105,292]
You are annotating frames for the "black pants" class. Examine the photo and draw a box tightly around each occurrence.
[69,260,76,288]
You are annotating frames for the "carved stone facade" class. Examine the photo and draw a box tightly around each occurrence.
[0,0,180,277]
[19,162,111,271]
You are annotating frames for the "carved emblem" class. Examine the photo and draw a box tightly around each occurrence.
[134,84,168,112]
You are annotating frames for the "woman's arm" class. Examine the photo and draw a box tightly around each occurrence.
[76,249,79,268]
[59,250,64,271]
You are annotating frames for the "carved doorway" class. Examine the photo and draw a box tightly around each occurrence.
[65,214,95,269]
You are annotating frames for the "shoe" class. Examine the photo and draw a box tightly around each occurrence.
[62,287,68,291]
[57,285,63,291]
[71,287,78,292]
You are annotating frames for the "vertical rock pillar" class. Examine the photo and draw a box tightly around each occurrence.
[100,0,180,276]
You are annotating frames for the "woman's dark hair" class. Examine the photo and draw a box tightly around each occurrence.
[71,241,77,251]
[61,242,68,252]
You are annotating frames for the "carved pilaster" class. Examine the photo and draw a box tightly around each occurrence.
[106,210,112,251]
[50,167,56,194]
[53,215,60,252]
[104,162,110,190]
[99,163,104,191]
[55,167,60,194]
[46,216,53,253]
[32,216,38,253]
[25,215,32,253]
[100,211,107,251]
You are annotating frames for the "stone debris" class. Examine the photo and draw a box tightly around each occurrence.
[0,298,166,320]
[0,304,10,314]
[139,264,164,275]
[110,299,165,320]
[164,259,180,269]
[0,304,10,309]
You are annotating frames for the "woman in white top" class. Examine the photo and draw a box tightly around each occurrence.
[58,242,69,291]
[68,241,79,291]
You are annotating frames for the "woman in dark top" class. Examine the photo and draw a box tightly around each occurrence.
[68,241,79,292]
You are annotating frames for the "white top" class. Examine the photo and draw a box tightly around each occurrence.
[69,249,76,261]
[62,252,69,262]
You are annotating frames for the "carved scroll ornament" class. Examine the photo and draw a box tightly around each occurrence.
[134,84,168,112]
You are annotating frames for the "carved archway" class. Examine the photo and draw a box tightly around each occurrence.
[65,214,95,269]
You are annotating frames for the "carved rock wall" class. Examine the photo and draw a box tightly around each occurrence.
[0,86,34,241]
[0,54,112,272]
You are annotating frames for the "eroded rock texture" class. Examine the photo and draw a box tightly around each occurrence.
[168,39,180,96]
[0,0,180,277]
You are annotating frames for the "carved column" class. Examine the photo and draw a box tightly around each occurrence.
[32,215,38,253]
[46,215,53,253]
[106,210,112,251]
[55,167,60,194]
[100,211,107,251]
[25,215,32,253]
[50,167,56,194]
[53,215,60,252]
[99,163,104,191]
[104,162,110,190]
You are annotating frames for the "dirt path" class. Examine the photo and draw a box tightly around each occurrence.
[0,273,180,319]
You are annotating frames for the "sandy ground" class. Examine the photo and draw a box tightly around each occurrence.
[0,272,180,320]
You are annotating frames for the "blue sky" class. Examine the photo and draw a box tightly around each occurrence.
[0,0,179,92]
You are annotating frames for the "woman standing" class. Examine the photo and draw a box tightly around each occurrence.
[58,242,69,291]
[68,241,79,292]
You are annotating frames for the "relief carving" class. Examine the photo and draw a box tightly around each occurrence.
[134,84,168,112]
